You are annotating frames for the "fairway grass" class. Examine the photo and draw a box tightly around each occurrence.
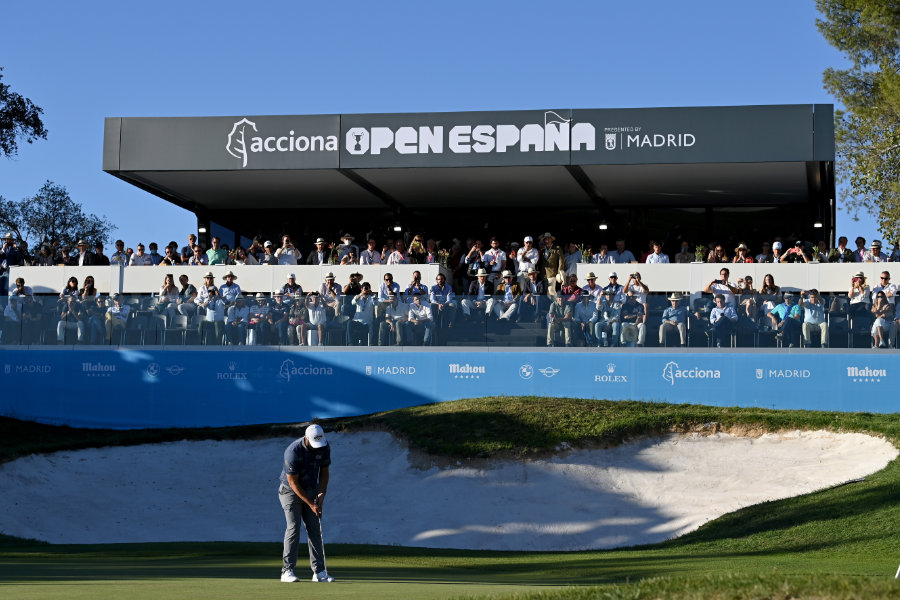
[3,398,900,599]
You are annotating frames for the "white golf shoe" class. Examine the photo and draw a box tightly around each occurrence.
[280,569,300,583]
[313,570,335,582]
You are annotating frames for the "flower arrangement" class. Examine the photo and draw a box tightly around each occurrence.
[328,242,340,265]
[579,244,592,263]
[694,245,706,263]
[437,248,450,267]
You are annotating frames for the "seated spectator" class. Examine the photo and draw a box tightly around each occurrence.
[207,237,228,265]
[625,272,649,310]
[55,245,75,266]
[560,273,582,304]
[620,290,646,346]
[305,238,328,265]
[79,275,100,301]
[157,273,179,322]
[873,271,897,305]
[160,245,181,265]
[645,241,669,264]
[340,249,359,265]
[769,241,786,263]
[769,293,801,347]
[581,272,603,302]
[519,267,547,323]
[189,245,209,265]
[378,291,407,346]
[36,244,54,266]
[84,295,107,344]
[781,241,809,264]
[853,236,867,262]
[348,283,376,346]
[259,241,279,265]
[493,270,521,321]
[59,276,80,303]
[425,239,439,264]
[110,240,128,266]
[105,294,130,343]
[20,295,43,344]
[342,272,363,316]
[130,243,153,266]
[405,270,428,298]
[602,271,625,303]
[57,296,86,344]
[674,241,693,264]
[591,243,614,265]
[199,286,225,345]
[709,293,738,348]
[430,272,456,330]
[320,272,342,316]
[755,242,773,263]
[387,239,407,265]
[703,268,737,307]
[848,270,872,319]
[610,239,636,264]
[225,296,250,345]
[404,293,433,345]
[759,273,780,297]
[360,238,383,265]
[10,277,33,297]
[247,293,271,345]
[658,292,687,346]
[863,240,888,263]
[891,242,900,263]
[266,292,289,345]
[827,236,854,263]
[547,294,573,347]
[706,244,729,263]
[871,291,893,348]
[338,233,359,263]
[281,273,303,297]
[287,292,309,346]
[177,274,198,317]
[219,271,242,304]
[799,289,828,348]
[573,291,599,346]
[147,242,163,265]
[597,289,622,346]
[733,243,754,263]
[737,275,759,329]
[276,235,302,265]
[461,268,495,322]
[407,234,427,265]
[377,273,401,321]
[75,239,96,266]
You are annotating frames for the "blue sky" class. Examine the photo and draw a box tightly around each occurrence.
[0,0,880,249]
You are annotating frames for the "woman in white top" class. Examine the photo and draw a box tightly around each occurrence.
[387,239,407,265]
[79,275,101,301]
[848,271,871,306]
[157,273,180,322]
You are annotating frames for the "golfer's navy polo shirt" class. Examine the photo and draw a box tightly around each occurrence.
[280,439,331,490]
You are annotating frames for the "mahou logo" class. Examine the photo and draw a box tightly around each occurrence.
[226,118,338,168]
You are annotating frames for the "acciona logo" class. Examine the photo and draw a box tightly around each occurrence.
[226,118,338,168]
[661,361,721,386]
[346,111,595,156]
[279,359,333,383]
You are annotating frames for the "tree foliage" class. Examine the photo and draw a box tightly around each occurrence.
[817,1,900,241]
[0,67,47,158]
[0,181,115,250]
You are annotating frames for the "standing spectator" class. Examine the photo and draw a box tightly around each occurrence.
[659,292,688,346]
[181,234,198,259]
[93,242,110,266]
[75,240,96,266]
[539,232,566,300]
[564,242,582,273]
[56,245,76,266]
[206,237,228,265]
[799,289,828,348]
[709,294,738,348]
[424,239,439,264]
[386,239,407,265]
[813,240,828,262]
[516,236,539,288]
[610,239,636,264]
[890,242,900,263]
[645,241,670,264]
[674,241,693,264]
[407,235,427,265]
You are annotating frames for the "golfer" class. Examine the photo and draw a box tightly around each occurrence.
[279,424,333,583]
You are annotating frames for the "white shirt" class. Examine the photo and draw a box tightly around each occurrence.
[516,247,539,274]
[645,252,670,264]
[129,253,152,266]
[873,282,899,305]
[407,302,433,322]
[275,247,301,265]
[360,248,383,265]
[351,294,375,324]
[387,251,407,265]
[483,248,506,273]
[591,253,614,264]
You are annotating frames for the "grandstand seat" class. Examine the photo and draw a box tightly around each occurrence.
[125,315,146,345]
[164,314,189,345]
[144,314,167,345]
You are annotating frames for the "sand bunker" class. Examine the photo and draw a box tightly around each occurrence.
[0,430,895,550]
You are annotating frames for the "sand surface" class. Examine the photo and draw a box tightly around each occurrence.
[0,430,895,550]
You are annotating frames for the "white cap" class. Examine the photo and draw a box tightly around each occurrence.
[772,241,782,250]
[305,424,327,448]
[524,236,533,243]
[264,240,273,247]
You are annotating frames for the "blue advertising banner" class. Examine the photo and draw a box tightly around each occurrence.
[1,348,897,429]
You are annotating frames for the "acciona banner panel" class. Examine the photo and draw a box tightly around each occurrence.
[105,105,830,173]
[0,348,894,429]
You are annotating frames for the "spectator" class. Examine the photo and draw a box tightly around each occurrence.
[645,241,670,264]
[591,243,614,265]
[407,234,427,265]
[343,271,363,305]
[84,295,107,344]
[219,270,242,304]
[267,292,290,345]
[430,272,456,331]
[259,241,279,265]
[620,290,646,346]
[320,272,342,317]
[10,277,33,297]
[405,270,427,299]
[873,271,897,305]
[207,237,228,265]
[782,241,809,264]
[287,292,310,346]
[848,270,872,315]
[194,272,215,308]
[110,240,128,266]
[339,249,359,265]
[560,273,582,305]
[602,271,625,303]
[105,294,130,343]
[597,289,621,346]
[482,237,506,282]
[658,292,688,346]
[276,235,302,265]
[519,267,547,323]
[56,245,76,266]
[348,283,376,346]
[769,293,802,348]
[733,243,754,263]
[338,233,359,263]
[404,293,433,345]
[674,241,693,264]
[799,289,828,348]
[247,293,272,345]
[573,291,599,346]
[425,239,439,264]
[59,276,80,303]
[755,242,773,263]
[709,293,738,348]
[871,291,893,348]
[181,234,198,259]
[377,273,401,321]
[360,238,383,265]
[863,240,887,263]
[157,273,179,322]
[706,244,729,263]
[890,242,900,263]
[564,242,582,273]
[582,272,603,302]
[177,274,198,317]
[516,236,539,287]
[379,291,406,346]
[769,241,786,263]
[145,242,162,265]
[94,242,110,266]
[306,238,329,265]
[160,245,181,266]
[813,240,828,262]
[199,286,225,345]
[461,268,495,322]
[610,239,636,264]
[36,244,54,266]
[189,245,209,265]
[493,270,521,321]
[130,243,152,266]
[3,295,23,343]
[57,296,86,344]
[540,232,566,300]
[225,296,250,345]
[281,273,303,297]
[759,273,780,296]
[827,236,854,263]
[386,239,407,265]
[75,240,96,266]
[547,294,573,347]
[853,236,867,262]
[703,267,738,307]
[80,275,99,300]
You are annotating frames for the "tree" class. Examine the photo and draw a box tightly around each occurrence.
[0,181,115,251]
[0,67,47,158]
[817,1,900,241]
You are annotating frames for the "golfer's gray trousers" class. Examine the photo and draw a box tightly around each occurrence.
[279,485,326,574]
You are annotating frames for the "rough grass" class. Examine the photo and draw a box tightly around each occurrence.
[3,398,900,599]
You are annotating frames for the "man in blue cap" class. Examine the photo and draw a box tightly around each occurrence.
[278,423,333,583]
